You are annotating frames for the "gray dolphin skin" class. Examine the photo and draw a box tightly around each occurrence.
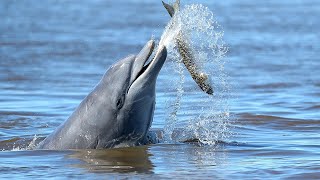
[162,0,214,95]
[37,40,167,149]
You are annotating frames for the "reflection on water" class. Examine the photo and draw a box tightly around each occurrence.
[69,146,154,174]
[0,143,230,179]
[66,143,228,177]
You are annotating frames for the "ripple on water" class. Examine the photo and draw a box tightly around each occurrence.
[237,113,320,131]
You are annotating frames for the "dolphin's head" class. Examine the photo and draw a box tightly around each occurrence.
[100,40,167,147]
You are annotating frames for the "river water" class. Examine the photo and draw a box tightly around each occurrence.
[0,0,319,179]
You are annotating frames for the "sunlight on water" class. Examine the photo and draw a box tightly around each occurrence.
[159,3,230,145]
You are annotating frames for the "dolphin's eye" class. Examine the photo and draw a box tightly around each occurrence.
[116,94,125,109]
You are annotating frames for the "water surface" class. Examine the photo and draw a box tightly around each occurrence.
[0,0,319,179]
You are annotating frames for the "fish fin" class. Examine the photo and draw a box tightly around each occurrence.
[162,1,175,17]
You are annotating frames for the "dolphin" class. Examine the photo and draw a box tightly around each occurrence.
[37,40,167,149]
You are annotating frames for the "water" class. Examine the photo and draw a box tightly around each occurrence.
[160,3,229,144]
[1,0,319,179]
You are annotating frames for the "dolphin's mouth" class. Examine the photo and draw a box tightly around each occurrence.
[136,59,152,79]
[129,54,153,91]
[135,46,165,80]
[128,40,167,93]
[135,42,159,79]
[128,41,155,90]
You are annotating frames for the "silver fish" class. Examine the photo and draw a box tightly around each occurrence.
[162,0,213,95]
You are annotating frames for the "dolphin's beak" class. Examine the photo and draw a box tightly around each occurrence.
[143,45,167,81]
[129,41,167,91]
[131,40,155,83]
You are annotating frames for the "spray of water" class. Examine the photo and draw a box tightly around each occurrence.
[163,52,185,142]
[9,135,39,151]
[159,4,230,145]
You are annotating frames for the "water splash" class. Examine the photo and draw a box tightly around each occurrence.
[2,135,40,151]
[26,134,39,150]
[163,52,185,142]
[159,4,230,145]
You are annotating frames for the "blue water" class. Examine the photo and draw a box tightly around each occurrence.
[1,0,320,179]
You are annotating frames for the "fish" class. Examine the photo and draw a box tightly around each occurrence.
[162,0,213,95]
